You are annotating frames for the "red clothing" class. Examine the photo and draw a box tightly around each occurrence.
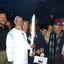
[25,30,28,34]
[54,18,61,24]
[55,52,60,64]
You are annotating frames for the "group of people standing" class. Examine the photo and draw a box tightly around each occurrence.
[0,11,64,64]
[0,12,34,64]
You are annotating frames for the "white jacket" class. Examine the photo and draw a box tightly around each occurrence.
[6,28,30,64]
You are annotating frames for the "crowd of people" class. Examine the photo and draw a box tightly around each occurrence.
[0,11,64,64]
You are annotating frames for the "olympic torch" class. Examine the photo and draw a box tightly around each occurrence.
[29,14,35,57]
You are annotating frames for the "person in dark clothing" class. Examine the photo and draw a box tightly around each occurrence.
[5,20,12,30]
[27,22,47,64]
[48,23,64,64]
[55,35,64,64]
[0,12,9,64]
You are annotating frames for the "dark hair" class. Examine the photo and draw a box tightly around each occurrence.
[0,11,6,16]
[39,23,48,30]
[28,20,37,28]
[0,11,7,20]
[41,25,48,30]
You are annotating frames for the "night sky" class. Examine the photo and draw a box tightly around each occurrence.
[0,0,46,20]
[0,0,64,25]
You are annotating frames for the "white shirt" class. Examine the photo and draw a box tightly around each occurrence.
[6,28,30,64]
[56,34,59,39]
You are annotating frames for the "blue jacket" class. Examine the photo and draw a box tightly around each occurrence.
[27,31,47,56]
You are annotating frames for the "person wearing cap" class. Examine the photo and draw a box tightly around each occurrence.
[48,23,64,64]
[27,22,47,64]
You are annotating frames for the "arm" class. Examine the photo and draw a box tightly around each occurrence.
[6,33,13,63]
[24,31,35,49]
[35,36,47,54]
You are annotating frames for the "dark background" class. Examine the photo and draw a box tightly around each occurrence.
[0,0,64,26]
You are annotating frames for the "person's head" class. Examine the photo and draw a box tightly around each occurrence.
[40,24,48,36]
[5,21,12,30]
[60,18,64,30]
[22,20,28,32]
[53,23,62,34]
[28,21,36,32]
[40,28,47,36]
[61,21,64,30]
[50,15,54,19]
[35,20,38,24]
[14,16,23,30]
[0,12,6,26]
[47,24,53,32]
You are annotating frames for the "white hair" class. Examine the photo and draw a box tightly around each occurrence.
[53,23,62,31]
[14,16,22,21]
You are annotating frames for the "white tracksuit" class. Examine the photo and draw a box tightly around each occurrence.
[6,28,30,64]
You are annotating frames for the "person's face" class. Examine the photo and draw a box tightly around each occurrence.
[29,24,32,31]
[62,22,64,30]
[29,24,36,32]
[6,21,12,30]
[22,22,28,31]
[14,17,23,29]
[54,26,61,34]
[50,15,53,18]
[0,14,6,25]
[48,25,53,31]
[41,29,47,36]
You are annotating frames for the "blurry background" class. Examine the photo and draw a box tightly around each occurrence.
[0,0,64,26]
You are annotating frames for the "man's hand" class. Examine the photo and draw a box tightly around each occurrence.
[30,43,35,48]
[36,49,41,54]
[10,62,14,64]
[32,51,36,56]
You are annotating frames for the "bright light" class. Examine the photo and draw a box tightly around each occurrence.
[11,14,13,15]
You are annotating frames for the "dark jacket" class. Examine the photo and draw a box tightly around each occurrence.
[27,31,47,64]
[0,25,9,50]
[55,35,64,64]
[48,30,64,64]
[27,31,47,55]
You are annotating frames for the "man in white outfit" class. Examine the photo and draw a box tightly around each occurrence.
[6,16,34,64]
